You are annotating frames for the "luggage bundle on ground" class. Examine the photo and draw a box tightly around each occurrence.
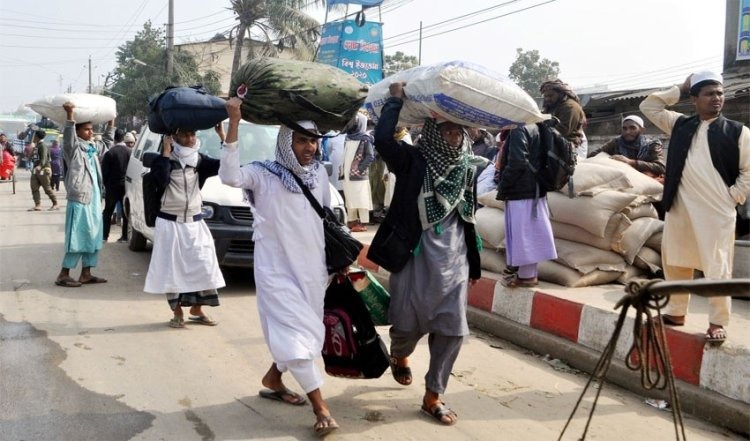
[28,93,117,126]
[147,85,228,135]
[228,57,369,133]
[477,152,664,287]
[365,60,548,129]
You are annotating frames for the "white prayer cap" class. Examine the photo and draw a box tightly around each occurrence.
[295,120,320,134]
[690,70,723,88]
[623,115,644,128]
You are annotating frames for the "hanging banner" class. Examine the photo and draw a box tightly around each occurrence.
[326,0,384,8]
[317,20,384,85]
[739,0,750,61]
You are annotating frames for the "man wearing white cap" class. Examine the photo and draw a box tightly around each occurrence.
[640,71,750,343]
[587,115,665,180]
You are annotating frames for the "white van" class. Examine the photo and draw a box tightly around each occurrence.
[124,121,346,267]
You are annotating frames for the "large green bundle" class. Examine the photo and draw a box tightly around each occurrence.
[229,57,368,133]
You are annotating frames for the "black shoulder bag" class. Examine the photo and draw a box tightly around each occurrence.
[287,172,363,274]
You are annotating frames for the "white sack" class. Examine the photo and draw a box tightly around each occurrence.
[586,153,664,200]
[622,201,659,220]
[644,231,663,253]
[569,162,633,196]
[477,190,504,210]
[547,190,639,238]
[554,238,627,274]
[538,260,622,288]
[28,93,117,125]
[479,248,507,274]
[611,217,664,264]
[551,213,631,251]
[616,265,648,284]
[475,206,505,249]
[365,60,547,129]
[634,247,662,274]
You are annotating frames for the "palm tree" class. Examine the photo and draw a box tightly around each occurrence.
[228,0,326,78]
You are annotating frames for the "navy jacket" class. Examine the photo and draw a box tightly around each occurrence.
[366,97,481,278]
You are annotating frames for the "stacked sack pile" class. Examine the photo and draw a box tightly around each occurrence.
[476,152,664,287]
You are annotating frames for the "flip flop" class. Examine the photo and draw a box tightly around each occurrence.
[188,315,218,326]
[27,207,42,211]
[169,317,185,328]
[80,276,107,284]
[55,278,82,288]
[259,388,307,406]
[313,413,339,437]
[421,401,458,426]
[48,206,59,211]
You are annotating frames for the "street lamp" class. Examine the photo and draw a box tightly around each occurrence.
[132,58,151,67]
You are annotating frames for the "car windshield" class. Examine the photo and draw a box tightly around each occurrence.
[197,122,279,164]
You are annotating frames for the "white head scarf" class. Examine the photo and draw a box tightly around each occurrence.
[171,138,201,168]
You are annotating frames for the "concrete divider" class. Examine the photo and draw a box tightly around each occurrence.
[354,244,750,435]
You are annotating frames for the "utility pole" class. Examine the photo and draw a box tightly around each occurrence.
[166,0,174,77]
[418,22,422,65]
[88,55,92,93]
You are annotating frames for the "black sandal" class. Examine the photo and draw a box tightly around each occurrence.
[389,357,412,386]
[421,401,458,426]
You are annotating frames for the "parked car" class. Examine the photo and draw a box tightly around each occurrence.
[124,121,347,267]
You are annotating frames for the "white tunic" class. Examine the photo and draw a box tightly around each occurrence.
[219,143,329,364]
[327,133,346,192]
[342,139,373,211]
[144,215,225,294]
[640,86,750,278]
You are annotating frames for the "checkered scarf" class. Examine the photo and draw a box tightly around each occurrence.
[244,122,321,204]
[415,118,485,230]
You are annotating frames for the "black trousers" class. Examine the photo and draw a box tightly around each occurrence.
[102,185,128,240]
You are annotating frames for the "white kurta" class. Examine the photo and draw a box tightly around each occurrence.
[640,86,750,278]
[327,133,346,192]
[219,144,329,368]
[342,139,373,211]
[144,211,225,294]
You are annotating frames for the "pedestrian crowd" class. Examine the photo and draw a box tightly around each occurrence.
[4,68,747,437]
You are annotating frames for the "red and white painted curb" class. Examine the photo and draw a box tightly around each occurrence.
[356,245,750,405]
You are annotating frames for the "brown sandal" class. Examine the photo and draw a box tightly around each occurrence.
[705,325,727,344]
[501,274,538,288]
[661,314,685,326]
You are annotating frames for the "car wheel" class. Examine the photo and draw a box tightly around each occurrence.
[128,216,148,252]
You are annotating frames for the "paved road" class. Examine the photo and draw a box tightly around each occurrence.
[0,172,742,440]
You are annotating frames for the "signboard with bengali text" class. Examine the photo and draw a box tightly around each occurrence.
[317,20,384,86]
[739,0,750,60]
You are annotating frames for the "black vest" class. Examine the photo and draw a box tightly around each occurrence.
[662,115,743,211]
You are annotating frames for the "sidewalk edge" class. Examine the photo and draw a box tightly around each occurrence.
[468,307,750,436]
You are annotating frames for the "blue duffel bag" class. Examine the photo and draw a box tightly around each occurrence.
[148,85,228,134]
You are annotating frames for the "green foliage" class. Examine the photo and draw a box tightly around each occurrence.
[383,51,419,77]
[228,0,324,77]
[109,21,222,125]
[508,48,560,97]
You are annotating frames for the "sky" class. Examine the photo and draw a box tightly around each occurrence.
[0,0,728,115]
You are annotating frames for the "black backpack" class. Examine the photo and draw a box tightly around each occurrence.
[528,118,577,197]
